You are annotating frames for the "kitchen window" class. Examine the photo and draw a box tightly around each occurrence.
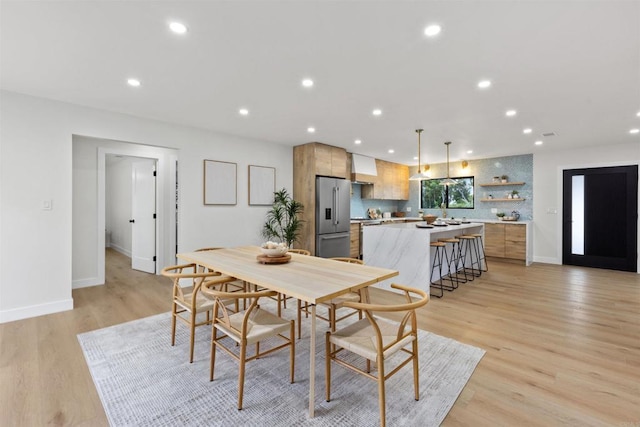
[420,176,475,209]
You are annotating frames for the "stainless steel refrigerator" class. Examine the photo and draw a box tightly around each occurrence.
[316,176,351,258]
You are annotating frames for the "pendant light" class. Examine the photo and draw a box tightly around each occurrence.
[409,129,429,180]
[439,141,458,186]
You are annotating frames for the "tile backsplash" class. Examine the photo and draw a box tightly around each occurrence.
[350,154,533,221]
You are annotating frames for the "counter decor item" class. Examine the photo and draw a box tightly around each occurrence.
[496,212,506,219]
[501,175,508,183]
[422,214,438,224]
[393,211,406,218]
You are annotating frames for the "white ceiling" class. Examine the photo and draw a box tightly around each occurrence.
[2,1,639,165]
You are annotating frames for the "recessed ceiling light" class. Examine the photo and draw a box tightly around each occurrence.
[372,109,382,116]
[534,140,543,145]
[523,128,532,134]
[630,128,640,134]
[354,139,362,145]
[127,78,141,87]
[477,80,491,89]
[238,108,249,116]
[307,127,315,133]
[424,24,441,37]
[413,156,418,160]
[505,110,517,117]
[636,111,640,117]
[466,150,473,154]
[388,149,394,154]
[302,78,314,88]
[169,22,187,34]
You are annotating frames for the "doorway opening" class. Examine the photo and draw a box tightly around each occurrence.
[72,135,178,289]
[106,155,157,274]
[562,165,638,272]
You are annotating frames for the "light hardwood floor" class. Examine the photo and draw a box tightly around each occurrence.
[1,249,639,426]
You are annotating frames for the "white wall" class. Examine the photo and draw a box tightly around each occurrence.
[0,91,293,323]
[105,156,135,256]
[532,141,639,270]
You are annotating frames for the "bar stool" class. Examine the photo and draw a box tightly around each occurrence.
[456,235,482,280]
[469,233,488,273]
[438,237,468,287]
[429,241,447,298]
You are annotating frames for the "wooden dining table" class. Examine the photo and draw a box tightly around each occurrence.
[177,245,398,417]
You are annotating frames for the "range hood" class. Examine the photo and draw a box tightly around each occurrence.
[351,154,377,183]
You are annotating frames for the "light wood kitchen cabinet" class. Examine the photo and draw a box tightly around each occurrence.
[484,223,526,262]
[293,142,348,255]
[484,223,506,258]
[315,143,348,178]
[361,159,409,200]
[350,223,360,258]
[505,223,526,261]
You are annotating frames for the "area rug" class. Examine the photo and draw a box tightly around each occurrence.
[78,302,485,426]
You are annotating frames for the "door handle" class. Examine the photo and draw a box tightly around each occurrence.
[129,219,135,223]
[335,187,340,225]
[321,234,347,240]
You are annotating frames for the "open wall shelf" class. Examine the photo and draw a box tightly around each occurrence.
[479,182,525,187]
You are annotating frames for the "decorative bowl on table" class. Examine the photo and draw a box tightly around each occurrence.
[259,242,289,257]
[422,214,438,224]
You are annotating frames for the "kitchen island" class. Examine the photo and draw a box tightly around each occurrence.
[363,222,484,293]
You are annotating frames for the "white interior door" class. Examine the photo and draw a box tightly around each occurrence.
[131,159,157,273]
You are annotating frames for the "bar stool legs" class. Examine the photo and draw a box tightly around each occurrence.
[456,235,482,279]
[470,233,488,273]
[429,242,447,298]
[438,238,468,288]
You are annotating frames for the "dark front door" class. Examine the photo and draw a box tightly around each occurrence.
[562,165,638,272]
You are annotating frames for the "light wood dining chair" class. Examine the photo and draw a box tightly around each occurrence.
[201,285,295,410]
[161,263,238,363]
[297,257,365,338]
[195,247,247,293]
[325,284,429,427]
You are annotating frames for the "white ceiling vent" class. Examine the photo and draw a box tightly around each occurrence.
[541,132,557,137]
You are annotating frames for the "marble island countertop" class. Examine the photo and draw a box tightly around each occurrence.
[351,217,531,225]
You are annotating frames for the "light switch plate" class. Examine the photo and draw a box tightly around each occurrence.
[491,208,497,214]
[406,207,411,212]
[43,199,52,210]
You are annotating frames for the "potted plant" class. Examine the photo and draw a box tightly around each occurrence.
[501,175,508,183]
[496,212,506,220]
[262,188,304,248]
[512,190,520,199]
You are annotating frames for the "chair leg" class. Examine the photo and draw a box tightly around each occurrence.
[412,338,420,401]
[329,304,337,332]
[189,310,196,363]
[377,357,386,427]
[238,342,247,410]
[325,332,331,402]
[171,303,177,346]
[210,327,217,381]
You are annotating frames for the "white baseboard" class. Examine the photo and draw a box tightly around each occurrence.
[0,298,74,324]
[533,256,561,265]
[73,277,104,289]
[110,244,131,258]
